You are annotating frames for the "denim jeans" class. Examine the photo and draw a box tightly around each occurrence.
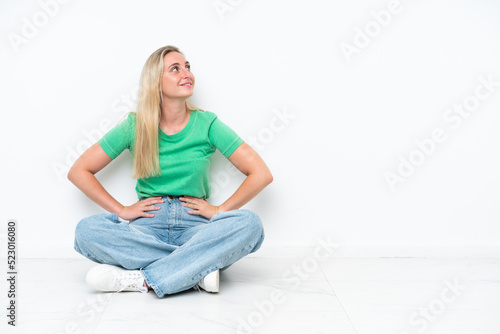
[74,196,265,297]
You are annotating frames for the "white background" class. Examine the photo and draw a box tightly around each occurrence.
[1,0,500,258]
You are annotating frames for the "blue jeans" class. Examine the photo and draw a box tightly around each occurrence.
[74,196,265,297]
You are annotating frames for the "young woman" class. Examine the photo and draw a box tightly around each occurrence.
[68,45,273,297]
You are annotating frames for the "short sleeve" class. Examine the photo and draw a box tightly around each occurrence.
[208,117,244,158]
[98,113,136,159]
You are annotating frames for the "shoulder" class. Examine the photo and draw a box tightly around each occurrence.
[112,112,136,126]
[108,112,136,138]
[118,112,137,130]
[125,111,137,123]
[194,109,218,123]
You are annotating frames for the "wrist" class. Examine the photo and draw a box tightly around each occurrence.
[115,205,126,216]
[217,203,229,213]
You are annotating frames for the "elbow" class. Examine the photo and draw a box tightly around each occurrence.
[264,170,273,186]
[67,165,84,185]
[246,163,273,187]
[258,163,273,186]
[67,166,76,184]
[249,169,273,187]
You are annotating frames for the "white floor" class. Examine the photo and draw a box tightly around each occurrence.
[2,257,500,334]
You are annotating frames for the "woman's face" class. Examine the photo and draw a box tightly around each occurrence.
[161,51,195,100]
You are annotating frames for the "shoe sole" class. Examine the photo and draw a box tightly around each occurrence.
[200,269,220,293]
[209,269,220,293]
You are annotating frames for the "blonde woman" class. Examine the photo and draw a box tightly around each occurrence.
[68,45,272,297]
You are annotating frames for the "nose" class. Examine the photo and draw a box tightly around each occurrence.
[181,67,192,78]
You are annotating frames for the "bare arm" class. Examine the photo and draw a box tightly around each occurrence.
[67,142,163,220]
[218,142,273,212]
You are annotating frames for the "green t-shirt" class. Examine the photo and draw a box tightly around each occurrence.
[98,110,244,199]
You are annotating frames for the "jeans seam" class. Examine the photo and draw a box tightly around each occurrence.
[74,245,105,264]
[190,264,220,284]
[220,243,255,266]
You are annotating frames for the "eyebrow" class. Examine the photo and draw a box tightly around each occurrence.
[168,61,190,69]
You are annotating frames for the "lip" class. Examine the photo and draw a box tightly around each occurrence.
[180,82,193,87]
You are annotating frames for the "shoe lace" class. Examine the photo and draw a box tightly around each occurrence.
[113,272,147,293]
[193,275,204,293]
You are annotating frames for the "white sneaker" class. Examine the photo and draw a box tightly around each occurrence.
[195,269,219,293]
[86,264,148,293]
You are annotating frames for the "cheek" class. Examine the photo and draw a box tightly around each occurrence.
[162,76,177,89]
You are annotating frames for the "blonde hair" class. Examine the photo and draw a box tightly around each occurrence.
[133,45,201,179]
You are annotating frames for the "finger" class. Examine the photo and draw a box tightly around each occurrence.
[145,205,161,211]
[187,210,199,215]
[191,198,204,206]
[145,197,164,204]
[142,198,163,208]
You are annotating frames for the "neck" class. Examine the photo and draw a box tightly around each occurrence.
[160,97,189,126]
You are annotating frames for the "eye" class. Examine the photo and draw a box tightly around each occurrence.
[186,64,191,71]
[172,66,179,72]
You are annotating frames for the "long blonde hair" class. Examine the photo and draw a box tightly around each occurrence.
[133,45,200,179]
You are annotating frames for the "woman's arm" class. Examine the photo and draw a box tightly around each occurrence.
[67,142,163,220]
[181,142,273,218]
[218,142,273,212]
[68,142,121,213]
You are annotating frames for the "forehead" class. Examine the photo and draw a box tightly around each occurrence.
[163,52,187,65]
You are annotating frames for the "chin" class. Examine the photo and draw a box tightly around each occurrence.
[183,91,194,98]
[164,91,194,100]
